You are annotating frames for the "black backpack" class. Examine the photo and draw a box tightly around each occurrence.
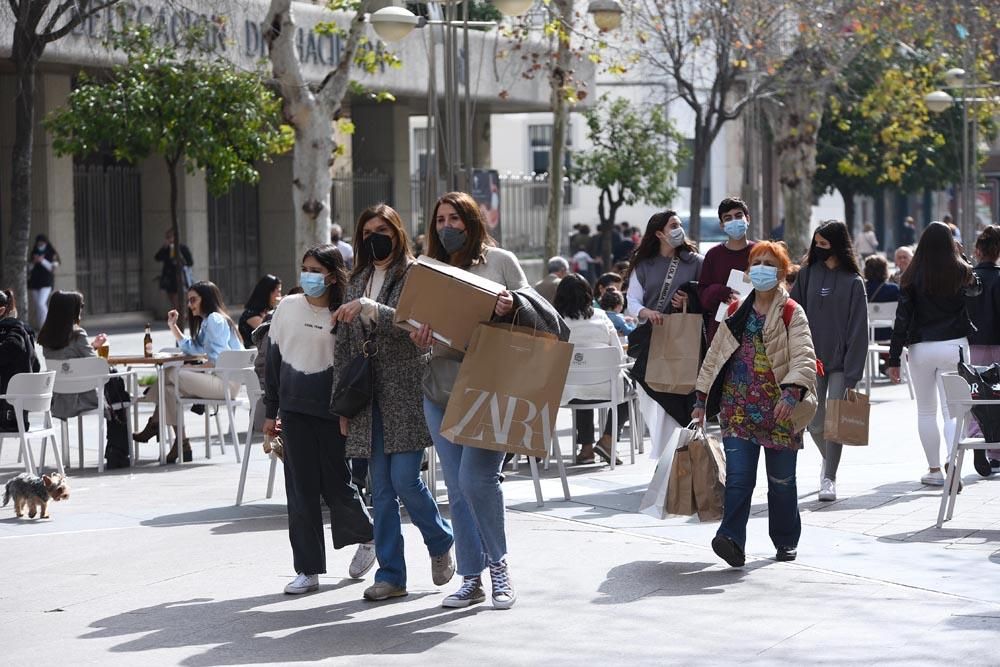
[104,374,132,469]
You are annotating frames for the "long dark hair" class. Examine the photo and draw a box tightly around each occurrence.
[426,191,496,268]
[975,224,1000,263]
[553,273,595,321]
[351,203,414,280]
[806,221,862,276]
[37,290,83,350]
[244,274,281,314]
[188,281,237,341]
[902,221,973,296]
[302,244,348,311]
[0,288,16,319]
[625,210,697,281]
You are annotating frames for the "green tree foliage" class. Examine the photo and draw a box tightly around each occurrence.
[570,94,687,267]
[45,25,293,320]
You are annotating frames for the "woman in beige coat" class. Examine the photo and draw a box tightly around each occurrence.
[692,241,817,568]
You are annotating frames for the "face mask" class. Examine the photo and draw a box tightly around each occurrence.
[666,226,686,248]
[365,232,393,262]
[439,226,468,255]
[813,246,832,262]
[749,265,779,291]
[723,218,748,240]
[300,272,328,298]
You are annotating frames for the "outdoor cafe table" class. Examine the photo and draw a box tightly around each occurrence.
[107,353,205,465]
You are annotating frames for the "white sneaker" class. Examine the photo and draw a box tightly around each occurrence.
[349,542,376,579]
[818,477,836,502]
[284,573,319,595]
[921,469,945,486]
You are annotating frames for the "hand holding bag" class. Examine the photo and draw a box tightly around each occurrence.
[330,336,377,418]
[644,302,703,395]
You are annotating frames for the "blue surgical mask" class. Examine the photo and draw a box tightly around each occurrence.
[723,218,748,240]
[300,272,328,298]
[749,265,779,291]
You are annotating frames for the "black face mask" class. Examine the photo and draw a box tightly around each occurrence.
[813,246,833,262]
[365,232,393,262]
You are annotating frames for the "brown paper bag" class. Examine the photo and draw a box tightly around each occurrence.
[690,432,726,521]
[824,389,870,446]
[645,308,703,394]
[666,446,696,516]
[440,323,573,458]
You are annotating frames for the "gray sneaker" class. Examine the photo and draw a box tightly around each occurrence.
[349,542,376,579]
[442,575,486,608]
[431,549,456,586]
[363,581,408,602]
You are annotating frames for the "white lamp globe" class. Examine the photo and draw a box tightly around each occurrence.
[924,90,954,113]
[587,0,623,32]
[370,6,419,43]
[493,0,535,16]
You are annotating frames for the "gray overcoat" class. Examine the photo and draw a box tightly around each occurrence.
[334,259,432,458]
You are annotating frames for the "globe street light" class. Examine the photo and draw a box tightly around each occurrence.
[369,6,421,43]
[587,0,624,32]
[923,90,954,113]
[493,0,536,16]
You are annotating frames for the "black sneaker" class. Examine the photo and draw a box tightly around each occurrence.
[775,546,797,562]
[711,534,745,567]
[974,449,994,478]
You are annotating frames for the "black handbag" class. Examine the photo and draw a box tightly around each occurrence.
[957,348,1000,441]
[330,336,377,418]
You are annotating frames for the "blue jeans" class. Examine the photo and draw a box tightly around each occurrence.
[718,436,801,551]
[369,402,453,587]
[424,398,507,576]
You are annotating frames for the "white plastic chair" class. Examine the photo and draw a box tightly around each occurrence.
[865,301,914,398]
[0,371,62,475]
[51,357,134,472]
[235,373,279,505]
[938,373,999,527]
[174,349,257,463]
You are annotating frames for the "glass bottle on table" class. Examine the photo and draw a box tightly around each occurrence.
[144,323,153,358]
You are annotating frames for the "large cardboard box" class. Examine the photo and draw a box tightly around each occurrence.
[394,256,504,351]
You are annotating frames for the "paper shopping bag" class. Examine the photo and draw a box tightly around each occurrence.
[665,446,696,516]
[690,431,726,521]
[639,424,698,519]
[645,309,703,395]
[440,323,573,458]
[824,389,870,446]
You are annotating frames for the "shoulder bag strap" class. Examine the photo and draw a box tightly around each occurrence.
[652,256,681,314]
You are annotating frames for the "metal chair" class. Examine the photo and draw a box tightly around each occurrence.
[173,349,257,463]
[938,373,1000,527]
[865,301,914,397]
[235,373,279,505]
[0,372,62,475]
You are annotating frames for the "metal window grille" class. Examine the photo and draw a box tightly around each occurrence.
[207,180,260,305]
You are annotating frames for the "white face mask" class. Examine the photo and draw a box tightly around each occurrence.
[667,226,686,248]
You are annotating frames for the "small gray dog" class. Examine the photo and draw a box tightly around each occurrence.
[2,472,70,519]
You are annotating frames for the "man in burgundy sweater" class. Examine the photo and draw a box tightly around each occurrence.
[698,196,757,344]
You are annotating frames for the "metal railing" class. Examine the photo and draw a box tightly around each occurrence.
[208,180,260,304]
[331,171,395,234]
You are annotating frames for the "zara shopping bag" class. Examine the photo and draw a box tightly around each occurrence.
[644,306,702,395]
[440,323,573,458]
[639,423,698,519]
[823,389,870,446]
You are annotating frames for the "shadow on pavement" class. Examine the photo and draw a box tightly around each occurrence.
[141,505,286,532]
[82,589,479,664]
[594,559,768,604]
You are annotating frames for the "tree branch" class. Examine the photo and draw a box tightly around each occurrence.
[317,1,370,116]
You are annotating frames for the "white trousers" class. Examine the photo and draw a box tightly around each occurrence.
[149,368,234,427]
[907,337,968,469]
[29,287,51,331]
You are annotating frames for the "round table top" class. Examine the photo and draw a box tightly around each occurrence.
[107,353,205,366]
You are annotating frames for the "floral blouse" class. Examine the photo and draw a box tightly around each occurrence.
[719,310,801,450]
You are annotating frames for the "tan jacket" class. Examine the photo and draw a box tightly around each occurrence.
[695,288,818,436]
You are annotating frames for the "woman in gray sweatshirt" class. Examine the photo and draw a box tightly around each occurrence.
[790,221,869,502]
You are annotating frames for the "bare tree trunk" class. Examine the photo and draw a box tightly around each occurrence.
[688,129,708,241]
[544,0,573,260]
[841,186,856,237]
[165,156,188,329]
[264,0,367,260]
[3,50,39,320]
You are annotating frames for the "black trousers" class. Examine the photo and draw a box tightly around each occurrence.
[570,400,630,445]
[281,411,374,575]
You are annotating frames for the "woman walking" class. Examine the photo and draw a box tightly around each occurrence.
[967,225,1000,477]
[332,204,455,602]
[411,191,529,609]
[28,234,60,330]
[132,280,242,462]
[624,210,704,461]
[693,241,817,567]
[888,222,980,485]
[264,245,375,595]
[37,291,108,420]
[154,228,193,315]
[790,221,868,502]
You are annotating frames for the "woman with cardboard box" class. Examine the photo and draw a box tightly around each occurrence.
[693,241,817,567]
[411,191,529,610]
[331,204,456,603]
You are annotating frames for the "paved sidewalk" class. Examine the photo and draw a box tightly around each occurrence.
[2,327,999,664]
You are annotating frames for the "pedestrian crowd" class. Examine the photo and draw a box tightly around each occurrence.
[4,192,1000,606]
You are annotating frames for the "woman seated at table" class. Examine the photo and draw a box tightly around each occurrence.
[554,273,630,465]
[134,280,242,463]
[36,290,108,421]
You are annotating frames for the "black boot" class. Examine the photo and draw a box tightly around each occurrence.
[132,419,158,443]
[166,438,192,463]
